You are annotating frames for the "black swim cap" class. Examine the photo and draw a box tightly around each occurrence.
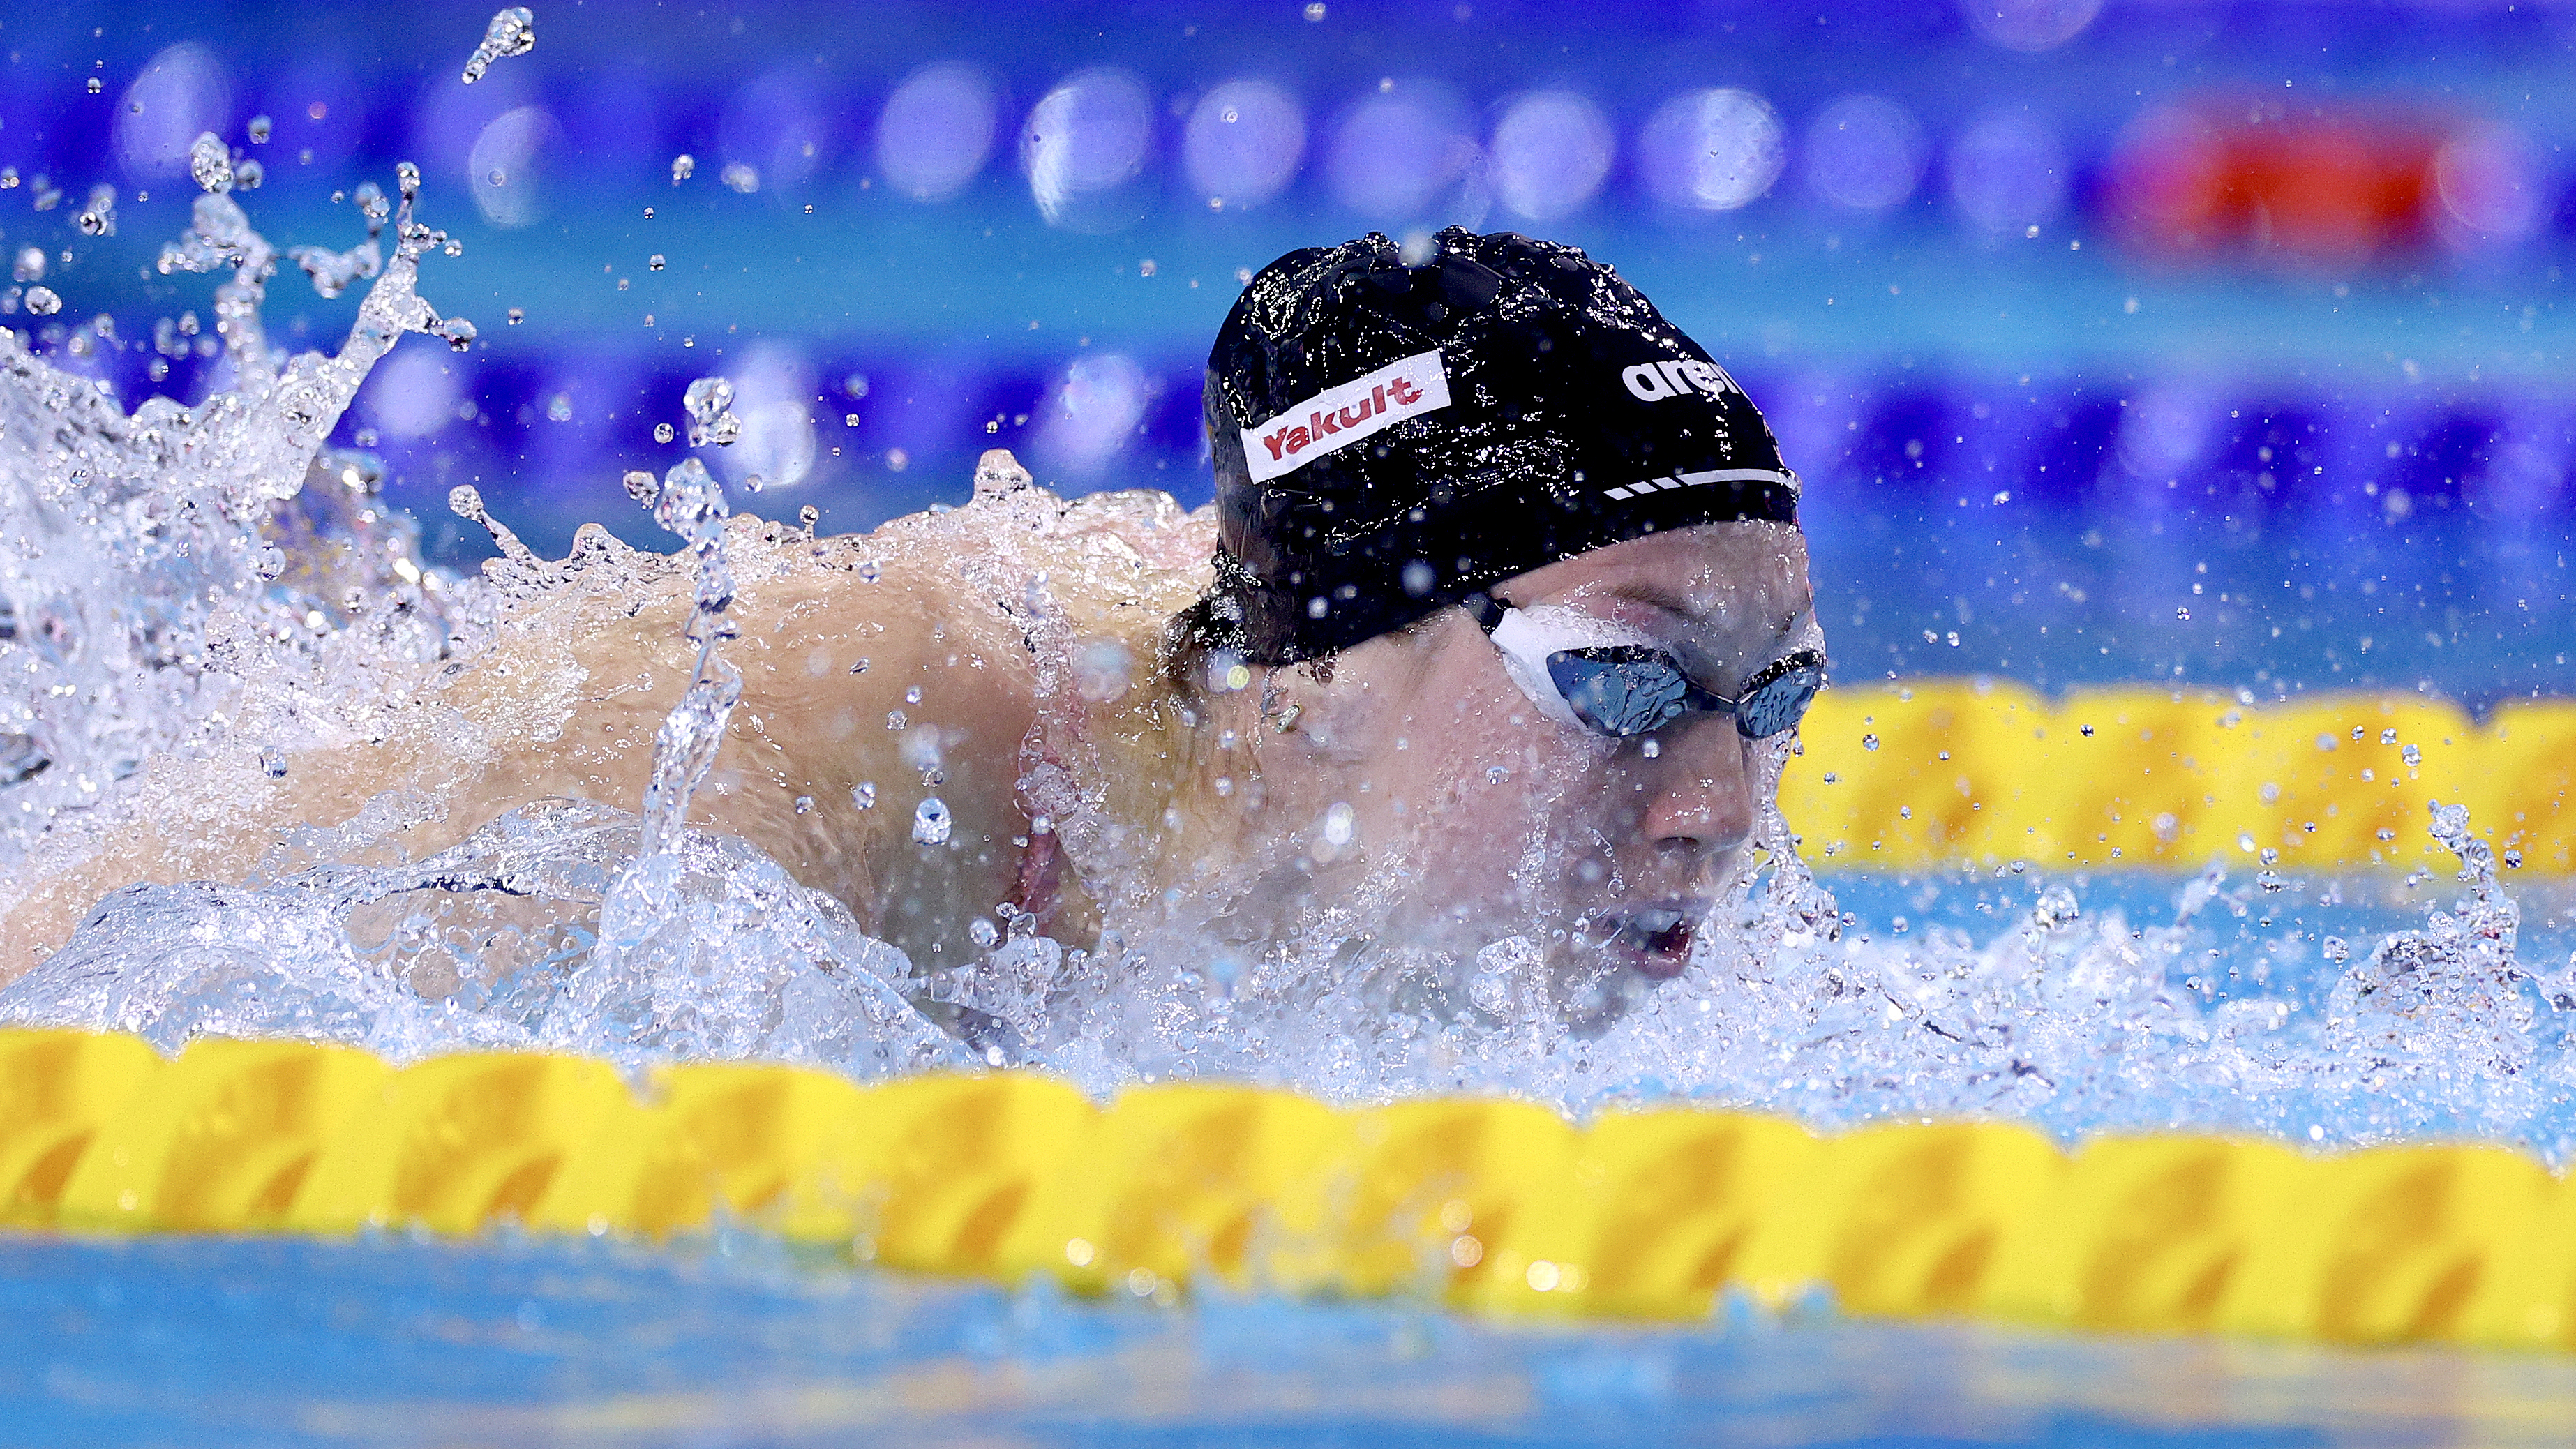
[1199,226,1799,665]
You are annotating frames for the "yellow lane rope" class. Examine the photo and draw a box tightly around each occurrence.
[6,1028,2573,1350]
[1781,682,2576,871]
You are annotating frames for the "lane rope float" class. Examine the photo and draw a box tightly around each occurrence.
[6,1028,2573,1350]
[1782,682,2576,871]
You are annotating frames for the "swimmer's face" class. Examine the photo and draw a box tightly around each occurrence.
[1248,521,1820,1005]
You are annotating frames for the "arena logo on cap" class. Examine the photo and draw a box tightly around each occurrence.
[1621,359,1739,404]
[1243,350,1453,483]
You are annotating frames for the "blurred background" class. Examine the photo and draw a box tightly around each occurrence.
[4,0,2573,705]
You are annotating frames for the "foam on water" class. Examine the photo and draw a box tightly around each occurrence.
[2,177,2572,1162]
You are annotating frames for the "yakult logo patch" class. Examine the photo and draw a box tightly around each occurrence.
[1243,350,1452,483]
[1622,359,1739,404]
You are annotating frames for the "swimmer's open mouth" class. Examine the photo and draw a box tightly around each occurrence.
[1601,903,1705,980]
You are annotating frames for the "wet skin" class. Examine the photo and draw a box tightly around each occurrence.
[0,509,1816,1001]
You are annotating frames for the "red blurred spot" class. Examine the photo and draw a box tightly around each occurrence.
[2109,100,2443,263]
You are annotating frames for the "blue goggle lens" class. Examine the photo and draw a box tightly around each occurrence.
[1543,645,1825,740]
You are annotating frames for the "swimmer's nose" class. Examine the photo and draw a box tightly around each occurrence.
[1633,716,1757,862]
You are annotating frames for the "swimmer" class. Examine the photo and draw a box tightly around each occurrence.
[1,227,1823,1029]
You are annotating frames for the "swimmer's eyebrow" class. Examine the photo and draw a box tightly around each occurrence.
[1596,579,1809,643]
[1596,580,1696,615]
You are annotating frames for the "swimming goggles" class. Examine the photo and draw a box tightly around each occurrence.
[1462,593,1826,740]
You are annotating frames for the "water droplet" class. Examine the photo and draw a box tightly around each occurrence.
[683,376,740,447]
[2380,728,2399,745]
[648,253,666,271]
[793,794,814,815]
[2401,743,2423,767]
[904,686,922,705]
[858,561,881,583]
[912,797,952,845]
[2079,723,2095,737]
[654,422,675,444]
[2323,936,2351,963]
[1862,733,1880,751]
[885,710,906,730]
[188,133,234,195]
[22,286,60,317]
[86,77,103,95]
[546,393,572,423]
[462,6,537,85]
[2176,606,2191,621]
[852,781,876,809]
[671,153,696,185]
[507,308,524,325]
[248,115,273,144]
[848,658,869,675]
[968,917,998,949]
[620,470,659,504]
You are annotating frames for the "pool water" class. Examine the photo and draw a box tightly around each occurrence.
[11,1230,2576,1448]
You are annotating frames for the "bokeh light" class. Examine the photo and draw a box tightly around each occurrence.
[2432,123,2545,253]
[2116,388,2212,482]
[1959,0,2105,52]
[1804,95,1926,211]
[714,343,820,493]
[1183,80,1305,212]
[114,43,232,181]
[1947,107,2068,235]
[467,106,562,229]
[1637,89,1784,213]
[1489,91,1614,222]
[413,66,539,199]
[1324,82,1481,221]
[1034,352,1151,476]
[1021,69,1155,230]
[876,63,998,202]
[361,346,465,441]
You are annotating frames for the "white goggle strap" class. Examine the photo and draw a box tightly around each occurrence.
[1484,603,1589,733]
